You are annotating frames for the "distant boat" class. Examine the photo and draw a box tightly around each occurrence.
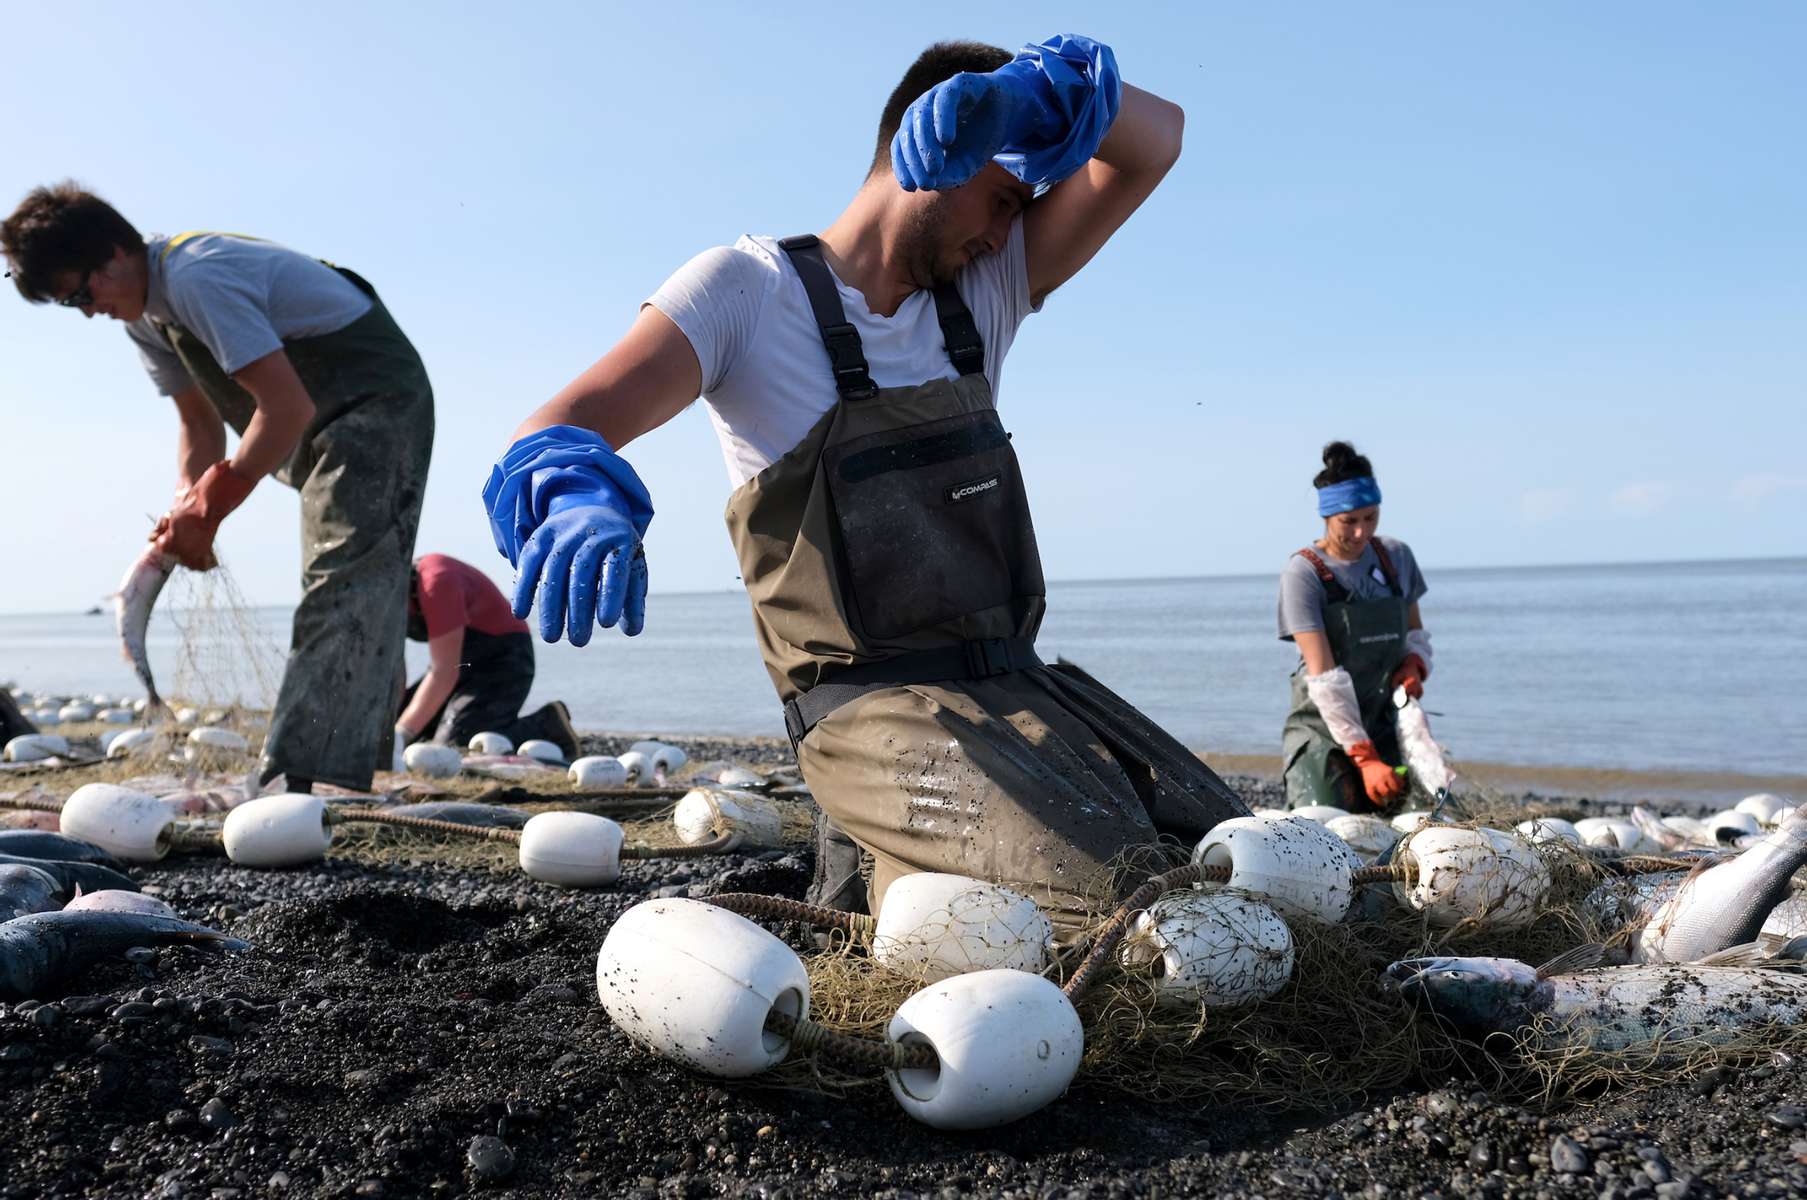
[83,605,103,616]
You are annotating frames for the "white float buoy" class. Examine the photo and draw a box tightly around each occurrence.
[629,740,689,776]
[618,750,650,783]
[672,788,782,849]
[518,811,624,886]
[89,693,114,708]
[60,784,173,863]
[1705,810,1762,843]
[1515,817,1581,845]
[1253,807,1292,820]
[1119,892,1294,1007]
[188,726,250,753]
[1191,816,1360,924]
[568,755,630,792]
[468,731,513,755]
[1661,815,1710,842]
[1573,817,1650,853]
[131,698,148,714]
[222,794,335,867]
[97,708,135,724]
[715,766,764,788]
[30,709,60,726]
[402,742,463,779]
[887,969,1083,1130]
[1391,811,1434,834]
[174,707,198,727]
[871,873,1054,982]
[105,729,157,759]
[4,733,69,762]
[1736,794,1792,825]
[1289,805,1348,824]
[1324,813,1401,862]
[57,704,96,723]
[1393,825,1550,929]
[517,738,565,765]
[595,897,809,1078]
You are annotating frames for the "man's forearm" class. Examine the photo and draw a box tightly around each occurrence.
[171,387,226,490]
[1093,83,1183,176]
[398,667,457,737]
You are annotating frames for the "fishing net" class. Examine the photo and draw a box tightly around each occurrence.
[160,562,287,715]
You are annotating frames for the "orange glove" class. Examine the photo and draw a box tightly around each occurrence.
[1389,653,1428,700]
[151,460,256,571]
[1347,741,1406,806]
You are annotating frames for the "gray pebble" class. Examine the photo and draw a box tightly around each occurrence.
[1551,1134,1589,1174]
[467,1135,515,1182]
[1769,1106,1806,1130]
[199,1098,236,1132]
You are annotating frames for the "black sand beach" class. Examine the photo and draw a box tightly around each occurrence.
[2,734,1804,1199]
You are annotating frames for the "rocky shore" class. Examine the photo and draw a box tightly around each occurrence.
[1,734,1802,1198]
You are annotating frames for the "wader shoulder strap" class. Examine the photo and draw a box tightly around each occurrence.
[783,637,1042,752]
[931,283,985,376]
[1370,540,1403,597]
[1295,547,1349,604]
[778,234,877,400]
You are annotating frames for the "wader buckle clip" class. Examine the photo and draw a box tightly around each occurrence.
[821,323,878,399]
[963,637,1018,678]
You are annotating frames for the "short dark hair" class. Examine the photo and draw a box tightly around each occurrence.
[1313,441,1375,488]
[1,182,144,303]
[869,40,1014,176]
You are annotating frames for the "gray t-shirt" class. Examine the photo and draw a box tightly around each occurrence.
[124,233,373,395]
[1276,536,1428,644]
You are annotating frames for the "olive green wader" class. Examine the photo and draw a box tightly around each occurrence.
[154,234,433,791]
[723,236,1246,928]
[1280,544,1407,811]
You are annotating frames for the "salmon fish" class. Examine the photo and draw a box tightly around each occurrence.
[114,546,175,713]
[1393,686,1455,799]
[0,910,247,1000]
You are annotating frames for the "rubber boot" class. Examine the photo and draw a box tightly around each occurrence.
[804,808,868,949]
[506,702,580,763]
[0,690,38,742]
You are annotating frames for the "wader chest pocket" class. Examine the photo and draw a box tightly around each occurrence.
[826,410,1041,639]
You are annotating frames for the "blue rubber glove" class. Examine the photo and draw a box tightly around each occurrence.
[482,426,654,645]
[891,33,1122,193]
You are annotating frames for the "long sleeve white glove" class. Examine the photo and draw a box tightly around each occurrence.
[1305,667,1369,751]
[1405,628,1433,678]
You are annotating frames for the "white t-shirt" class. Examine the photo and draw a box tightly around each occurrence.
[647,217,1036,488]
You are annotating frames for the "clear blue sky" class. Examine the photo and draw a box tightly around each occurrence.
[2,2,1801,614]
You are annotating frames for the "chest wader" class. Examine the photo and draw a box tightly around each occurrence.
[156,234,434,791]
[1280,543,1408,811]
[722,236,1246,929]
[403,579,537,747]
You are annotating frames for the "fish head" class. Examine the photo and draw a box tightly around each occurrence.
[1381,955,1545,1035]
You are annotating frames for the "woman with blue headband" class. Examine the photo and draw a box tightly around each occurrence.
[1276,441,1432,810]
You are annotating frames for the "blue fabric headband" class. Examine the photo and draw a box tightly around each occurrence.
[1317,476,1382,517]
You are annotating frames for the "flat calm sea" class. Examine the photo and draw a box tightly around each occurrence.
[2,557,1799,778]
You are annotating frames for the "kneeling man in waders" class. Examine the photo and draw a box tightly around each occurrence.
[485,35,1246,926]
[2,186,433,794]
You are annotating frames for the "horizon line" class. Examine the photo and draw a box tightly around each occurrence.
[2,550,1799,619]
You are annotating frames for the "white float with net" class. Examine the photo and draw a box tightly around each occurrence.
[4,734,69,763]
[186,727,250,760]
[1392,825,1550,929]
[105,729,158,759]
[1515,817,1581,845]
[1573,817,1647,852]
[468,731,513,755]
[97,708,136,724]
[1324,813,1400,862]
[518,811,624,886]
[222,794,335,867]
[1117,891,1294,1007]
[60,784,173,863]
[871,873,1054,982]
[568,755,629,792]
[402,743,462,778]
[595,897,809,1078]
[673,788,781,849]
[1736,794,1791,826]
[1289,805,1348,824]
[1705,810,1762,843]
[517,739,566,765]
[1190,815,1360,924]
[886,969,1083,1130]
[57,704,96,723]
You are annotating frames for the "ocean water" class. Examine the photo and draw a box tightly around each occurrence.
[2,557,1800,776]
